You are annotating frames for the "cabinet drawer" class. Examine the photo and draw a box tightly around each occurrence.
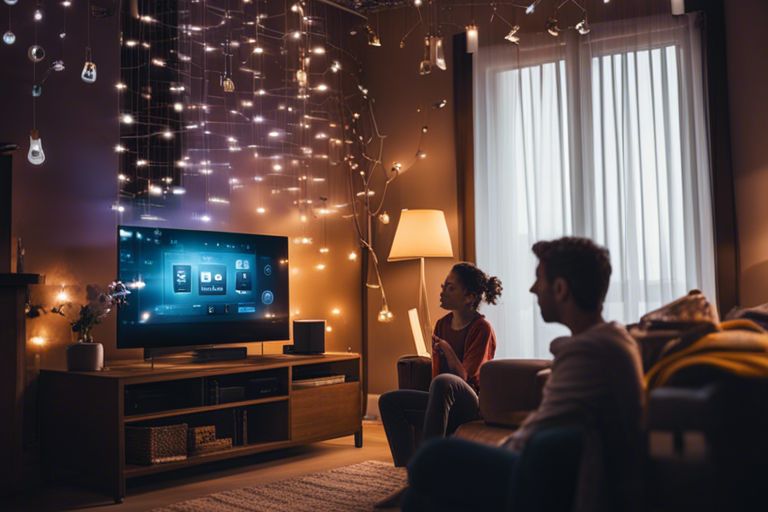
[291,382,361,441]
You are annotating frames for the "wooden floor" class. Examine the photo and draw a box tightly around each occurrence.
[10,421,395,512]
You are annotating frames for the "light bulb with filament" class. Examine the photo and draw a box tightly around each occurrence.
[505,25,521,44]
[27,129,45,165]
[222,76,235,93]
[377,306,394,323]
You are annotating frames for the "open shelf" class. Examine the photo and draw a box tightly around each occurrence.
[123,395,288,423]
[124,439,294,478]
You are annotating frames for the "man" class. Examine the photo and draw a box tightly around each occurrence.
[401,237,645,511]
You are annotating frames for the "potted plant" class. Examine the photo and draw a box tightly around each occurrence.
[53,281,130,371]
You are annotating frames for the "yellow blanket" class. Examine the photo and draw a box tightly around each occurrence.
[645,319,768,389]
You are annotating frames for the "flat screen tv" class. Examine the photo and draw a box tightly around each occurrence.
[117,226,289,350]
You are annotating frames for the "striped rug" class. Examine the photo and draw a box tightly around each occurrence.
[152,460,407,512]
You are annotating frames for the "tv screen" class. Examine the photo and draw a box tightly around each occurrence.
[117,226,289,349]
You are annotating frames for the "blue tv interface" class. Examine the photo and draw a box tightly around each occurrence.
[117,226,289,349]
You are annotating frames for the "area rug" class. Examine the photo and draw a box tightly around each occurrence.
[152,460,407,512]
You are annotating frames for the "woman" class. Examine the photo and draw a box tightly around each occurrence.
[378,262,502,468]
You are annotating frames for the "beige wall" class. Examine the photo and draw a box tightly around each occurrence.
[725,0,768,307]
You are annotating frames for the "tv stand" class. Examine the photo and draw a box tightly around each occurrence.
[193,346,247,362]
[40,352,362,502]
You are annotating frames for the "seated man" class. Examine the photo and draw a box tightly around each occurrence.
[402,237,645,511]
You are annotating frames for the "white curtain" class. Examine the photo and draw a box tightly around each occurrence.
[473,15,716,359]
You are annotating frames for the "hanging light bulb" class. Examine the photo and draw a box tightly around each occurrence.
[465,24,479,53]
[575,18,591,35]
[27,129,45,165]
[27,45,45,62]
[81,50,97,84]
[379,211,390,224]
[296,68,307,87]
[546,17,561,37]
[366,25,381,47]
[33,8,43,22]
[51,60,65,71]
[525,1,537,14]
[331,60,341,72]
[377,305,394,323]
[419,37,432,75]
[3,0,18,5]
[32,84,42,97]
[431,35,446,70]
[3,30,15,45]
[222,76,235,93]
[505,25,521,44]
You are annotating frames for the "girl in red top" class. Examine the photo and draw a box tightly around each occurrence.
[378,262,502,468]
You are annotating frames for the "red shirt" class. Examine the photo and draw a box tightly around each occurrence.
[432,313,497,392]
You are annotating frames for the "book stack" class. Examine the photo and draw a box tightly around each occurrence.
[292,374,346,389]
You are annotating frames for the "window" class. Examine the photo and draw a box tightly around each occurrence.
[474,16,715,358]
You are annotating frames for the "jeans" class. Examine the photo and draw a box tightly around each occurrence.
[379,373,480,467]
[402,437,520,512]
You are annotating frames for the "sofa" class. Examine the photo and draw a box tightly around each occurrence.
[398,340,768,511]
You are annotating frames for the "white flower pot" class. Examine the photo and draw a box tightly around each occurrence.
[66,341,104,371]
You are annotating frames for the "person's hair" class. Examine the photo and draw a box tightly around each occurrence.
[451,262,502,309]
[531,237,612,312]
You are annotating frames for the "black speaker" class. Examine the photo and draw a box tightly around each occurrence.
[288,320,325,354]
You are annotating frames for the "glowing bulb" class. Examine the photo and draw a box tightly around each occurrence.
[253,46,264,54]
[312,46,325,54]
[315,263,326,270]
[268,130,280,138]
[348,252,357,261]
[319,247,330,253]
[292,31,302,40]
[325,325,333,332]
[28,45,45,62]
[121,114,134,124]
[505,25,521,44]
[256,207,266,214]
[114,144,126,153]
[81,61,97,83]
[331,60,341,72]
[4,0,18,5]
[200,214,211,222]
[253,115,264,123]
[3,30,15,45]
[465,24,478,53]
[526,2,536,14]
[222,77,235,93]
[331,308,341,316]
[296,69,308,87]
[414,0,422,5]
[172,187,186,195]
[30,336,46,347]
[27,129,45,165]
[56,289,69,302]
[273,163,282,171]
[34,8,43,21]
[315,83,328,92]
[575,19,591,35]
[379,212,390,224]
[162,130,173,139]
[173,102,183,112]
[141,312,151,322]
[377,306,394,323]
[115,82,126,90]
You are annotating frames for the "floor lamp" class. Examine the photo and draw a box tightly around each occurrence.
[388,209,454,344]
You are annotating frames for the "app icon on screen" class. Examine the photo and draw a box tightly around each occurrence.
[199,264,226,295]
[173,265,192,293]
[261,290,274,305]
[236,271,252,291]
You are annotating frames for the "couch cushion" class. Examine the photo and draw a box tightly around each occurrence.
[480,359,551,427]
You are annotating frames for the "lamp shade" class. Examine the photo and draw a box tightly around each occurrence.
[388,209,454,261]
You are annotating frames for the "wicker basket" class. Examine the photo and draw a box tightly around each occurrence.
[188,425,217,451]
[126,423,188,465]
